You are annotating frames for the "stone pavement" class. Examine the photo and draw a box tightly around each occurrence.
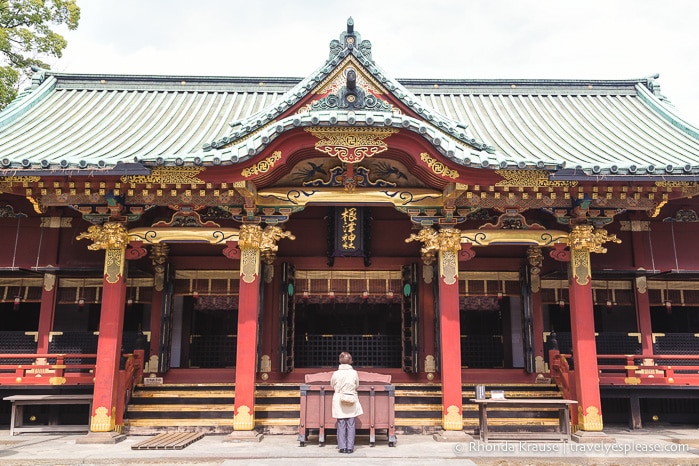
[0,426,698,465]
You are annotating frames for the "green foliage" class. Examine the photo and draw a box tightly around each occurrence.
[0,0,80,109]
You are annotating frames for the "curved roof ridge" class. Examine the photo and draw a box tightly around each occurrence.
[635,82,699,140]
[208,18,493,156]
[0,70,57,131]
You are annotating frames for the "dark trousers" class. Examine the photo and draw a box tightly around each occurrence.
[336,417,356,450]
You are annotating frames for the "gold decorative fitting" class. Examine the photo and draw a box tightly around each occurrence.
[406,227,439,264]
[233,405,254,431]
[260,225,296,254]
[76,222,130,251]
[90,406,116,432]
[495,169,577,188]
[424,355,436,373]
[121,166,205,185]
[527,246,543,273]
[238,224,263,250]
[238,224,296,252]
[104,248,126,284]
[44,273,56,292]
[420,153,459,179]
[437,228,462,252]
[305,127,398,163]
[260,355,271,373]
[0,175,41,186]
[406,227,461,270]
[443,405,463,431]
[579,406,603,431]
[241,151,282,178]
[568,225,621,254]
[150,243,170,270]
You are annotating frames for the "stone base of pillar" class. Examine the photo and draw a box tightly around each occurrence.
[225,429,264,442]
[572,430,616,443]
[433,430,472,442]
[75,431,126,444]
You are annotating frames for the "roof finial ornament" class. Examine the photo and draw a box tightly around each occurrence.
[328,17,373,62]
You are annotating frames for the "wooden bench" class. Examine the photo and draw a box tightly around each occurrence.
[470,398,577,443]
[3,394,92,435]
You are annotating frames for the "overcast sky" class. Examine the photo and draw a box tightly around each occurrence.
[53,0,699,125]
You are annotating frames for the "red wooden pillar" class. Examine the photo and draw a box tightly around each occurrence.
[36,273,57,354]
[232,225,263,431]
[568,259,602,431]
[231,224,294,432]
[76,223,129,435]
[628,216,653,356]
[437,228,464,431]
[567,224,620,433]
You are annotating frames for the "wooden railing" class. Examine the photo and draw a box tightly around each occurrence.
[548,349,577,426]
[549,349,699,391]
[597,354,699,385]
[0,353,97,385]
[116,349,145,427]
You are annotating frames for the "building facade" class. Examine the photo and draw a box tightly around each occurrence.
[2,19,699,438]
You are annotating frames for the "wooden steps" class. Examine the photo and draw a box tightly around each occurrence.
[123,381,565,434]
[124,384,236,434]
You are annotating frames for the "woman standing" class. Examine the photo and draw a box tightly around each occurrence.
[330,351,363,453]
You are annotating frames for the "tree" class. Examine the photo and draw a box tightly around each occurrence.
[0,0,80,109]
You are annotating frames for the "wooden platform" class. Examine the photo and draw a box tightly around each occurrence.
[131,432,204,450]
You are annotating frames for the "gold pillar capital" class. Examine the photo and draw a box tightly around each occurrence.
[77,222,129,284]
[568,225,621,286]
[238,224,264,250]
[239,224,295,284]
[238,224,295,254]
[76,222,130,251]
[436,228,462,252]
[406,227,462,285]
[406,227,461,259]
[568,224,621,254]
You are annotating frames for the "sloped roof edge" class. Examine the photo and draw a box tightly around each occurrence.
[208,19,492,154]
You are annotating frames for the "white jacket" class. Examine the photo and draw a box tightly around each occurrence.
[330,364,364,419]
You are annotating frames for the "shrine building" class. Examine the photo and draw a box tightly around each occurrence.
[1,19,699,440]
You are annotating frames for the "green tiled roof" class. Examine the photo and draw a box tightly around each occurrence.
[0,20,697,179]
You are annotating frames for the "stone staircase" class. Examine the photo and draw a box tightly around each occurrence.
[123,381,565,435]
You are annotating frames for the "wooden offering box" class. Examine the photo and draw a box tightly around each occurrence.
[298,371,397,447]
